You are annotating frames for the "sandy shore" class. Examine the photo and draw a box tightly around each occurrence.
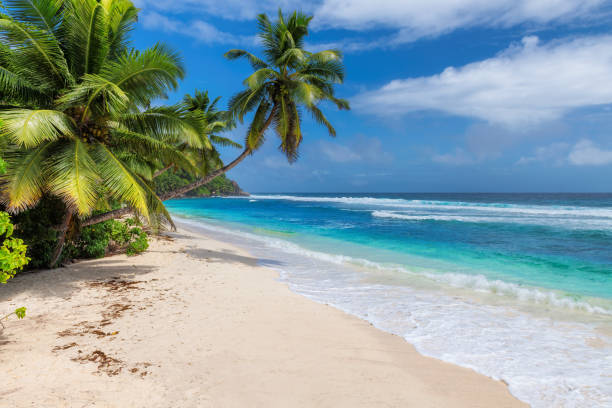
[0,227,526,407]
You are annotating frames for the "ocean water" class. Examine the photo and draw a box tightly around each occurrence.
[165,193,612,407]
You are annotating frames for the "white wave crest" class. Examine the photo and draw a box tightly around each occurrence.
[249,195,612,219]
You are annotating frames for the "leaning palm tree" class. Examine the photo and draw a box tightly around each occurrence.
[81,89,239,226]
[160,9,349,200]
[0,0,200,266]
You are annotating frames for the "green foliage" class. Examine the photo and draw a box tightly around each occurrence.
[14,307,26,319]
[154,170,241,197]
[226,9,349,162]
[0,0,194,228]
[10,196,64,269]
[67,217,149,259]
[0,157,30,282]
[0,306,26,329]
[126,228,148,256]
[0,211,29,283]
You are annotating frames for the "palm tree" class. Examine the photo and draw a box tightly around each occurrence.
[0,0,200,266]
[81,89,240,226]
[160,9,349,201]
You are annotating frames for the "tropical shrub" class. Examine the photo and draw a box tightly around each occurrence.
[0,208,29,284]
[126,228,148,256]
[0,158,28,326]
[10,197,65,269]
[67,217,149,259]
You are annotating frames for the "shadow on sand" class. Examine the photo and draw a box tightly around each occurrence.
[0,257,158,302]
[183,246,284,269]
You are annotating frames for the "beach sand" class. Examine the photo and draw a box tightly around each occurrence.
[0,227,526,407]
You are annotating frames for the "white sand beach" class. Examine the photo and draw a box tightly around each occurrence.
[0,227,526,408]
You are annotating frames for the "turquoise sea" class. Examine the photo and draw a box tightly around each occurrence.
[166,193,612,407]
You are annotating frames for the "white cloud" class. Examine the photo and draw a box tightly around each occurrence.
[354,35,612,125]
[314,0,605,43]
[516,142,570,165]
[432,148,475,165]
[515,139,612,166]
[140,12,256,45]
[136,1,606,47]
[568,139,612,166]
[319,136,393,163]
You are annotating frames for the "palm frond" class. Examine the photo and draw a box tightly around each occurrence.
[62,0,110,77]
[92,142,150,220]
[210,135,242,149]
[57,74,129,118]
[3,0,62,35]
[0,109,76,147]
[47,139,100,215]
[0,17,72,87]
[224,49,267,69]
[103,0,138,58]
[110,129,199,175]
[0,142,52,212]
[243,68,278,90]
[102,43,184,108]
[246,100,271,150]
[308,104,335,137]
[116,106,204,148]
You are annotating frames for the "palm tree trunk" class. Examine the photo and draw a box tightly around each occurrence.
[153,164,173,178]
[81,207,132,227]
[50,209,73,268]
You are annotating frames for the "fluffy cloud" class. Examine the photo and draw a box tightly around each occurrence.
[568,139,612,166]
[516,142,570,165]
[319,136,393,163]
[140,12,256,45]
[354,36,612,125]
[136,1,606,48]
[314,0,605,43]
[516,139,612,166]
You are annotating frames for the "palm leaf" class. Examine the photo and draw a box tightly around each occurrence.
[210,135,242,149]
[92,142,150,220]
[3,0,63,34]
[0,142,52,212]
[0,109,77,147]
[0,17,72,87]
[224,49,267,69]
[47,139,100,215]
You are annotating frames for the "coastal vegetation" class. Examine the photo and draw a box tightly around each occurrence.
[0,157,27,326]
[0,2,347,267]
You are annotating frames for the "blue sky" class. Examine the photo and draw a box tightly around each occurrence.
[132,0,612,192]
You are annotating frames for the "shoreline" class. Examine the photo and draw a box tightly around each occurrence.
[1,226,525,407]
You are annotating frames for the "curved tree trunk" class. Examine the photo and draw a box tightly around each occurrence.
[153,164,173,178]
[81,207,132,227]
[160,148,251,201]
[49,210,73,268]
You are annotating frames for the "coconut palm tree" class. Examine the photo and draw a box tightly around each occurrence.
[0,0,201,266]
[160,89,241,178]
[160,9,349,201]
[81,89,240,226]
